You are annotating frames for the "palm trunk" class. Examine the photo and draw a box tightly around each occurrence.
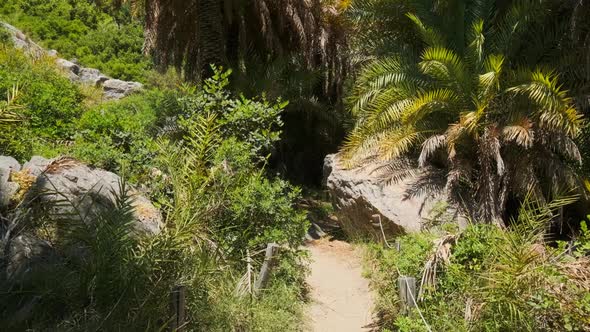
[197,0,225,78]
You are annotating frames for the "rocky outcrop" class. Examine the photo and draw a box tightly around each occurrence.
[103,79,144,99]
[0,156,163,235]
[323,154,453,240]
[0,155,164,281]
[1,22,143,100]
[5,233,57,280]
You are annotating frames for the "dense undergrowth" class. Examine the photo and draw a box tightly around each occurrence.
[0,32,309,329]
[363,200,590,331]
[3,0,590,330]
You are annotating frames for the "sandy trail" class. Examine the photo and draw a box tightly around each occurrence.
[306,239,375,332]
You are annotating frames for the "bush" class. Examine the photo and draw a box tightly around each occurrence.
[176,67,287,158]
[68,91,169,181]
[363,204,590,331]
[211,140,308,257]
[0,47,82,160]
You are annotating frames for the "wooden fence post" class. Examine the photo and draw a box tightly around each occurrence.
[253,243,280,294]
[170,285,186,331]
[398,276,416,314]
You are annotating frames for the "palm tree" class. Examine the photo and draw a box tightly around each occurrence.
[344,2,584,226]
[142,0,348,99]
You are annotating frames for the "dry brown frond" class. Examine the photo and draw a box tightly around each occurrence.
[418,234,458,300]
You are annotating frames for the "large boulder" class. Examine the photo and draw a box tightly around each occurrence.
[0,156,164,235]
[5,233,57,280]
[103,79,143,99]
[0,156,165,283]
[28,157,163,235]
[324,154,450,239]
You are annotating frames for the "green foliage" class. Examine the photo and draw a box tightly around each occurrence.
[0,24,11,45]
[0,47,82,160]
[363,200,590,332]
[177,67,287,158]
[344,1,583,225]
[0,0,150,81]
[0,68,308,330]
[68,90,170,181]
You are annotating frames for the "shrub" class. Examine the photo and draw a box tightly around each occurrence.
[69,91,162,179]
[176,67,287,158]
[0,47,82,160]
[363,204,590,332]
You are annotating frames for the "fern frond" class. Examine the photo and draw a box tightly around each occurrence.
[0,84,25,125]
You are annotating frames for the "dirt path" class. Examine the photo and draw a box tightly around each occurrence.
[306,238,375,332]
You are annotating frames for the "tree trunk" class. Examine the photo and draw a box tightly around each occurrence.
[197,0,225,78]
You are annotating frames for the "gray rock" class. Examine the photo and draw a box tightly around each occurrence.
[30,157,163,235]
[2,20,143,100]
[1,22,44,55]
[0,156,21,207]
[0,156,20,174]
[103,79,143,99]
[22,156,52,177]
[324,154,449,239]
[55,58,80,75]
[78,68,109,86]
[6,233,56,280]
[0,182,19,208]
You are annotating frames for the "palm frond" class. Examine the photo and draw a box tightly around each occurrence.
[401,89,458,125]
[502,117,533,148]
[468,19,486,67]
[419,134,447,167]
[406,13,445,48]
[419,47,469,91]
[478,54,504,102]
[507,69,582,137]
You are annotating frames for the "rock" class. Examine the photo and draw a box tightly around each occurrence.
[1,22,44,55]
[0,156,20,174]
[55,58,80,75]
[324,154,449,239]
[0,182,19,208]
[29,157,163,235]
[6,233,56,280]
[78,68,109,86]
[2,20,141,100]
[103,79,143,99]
[22,156,52,177]
[0,156,21,207]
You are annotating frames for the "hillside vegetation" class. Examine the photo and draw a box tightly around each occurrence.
[1,0,590,331]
